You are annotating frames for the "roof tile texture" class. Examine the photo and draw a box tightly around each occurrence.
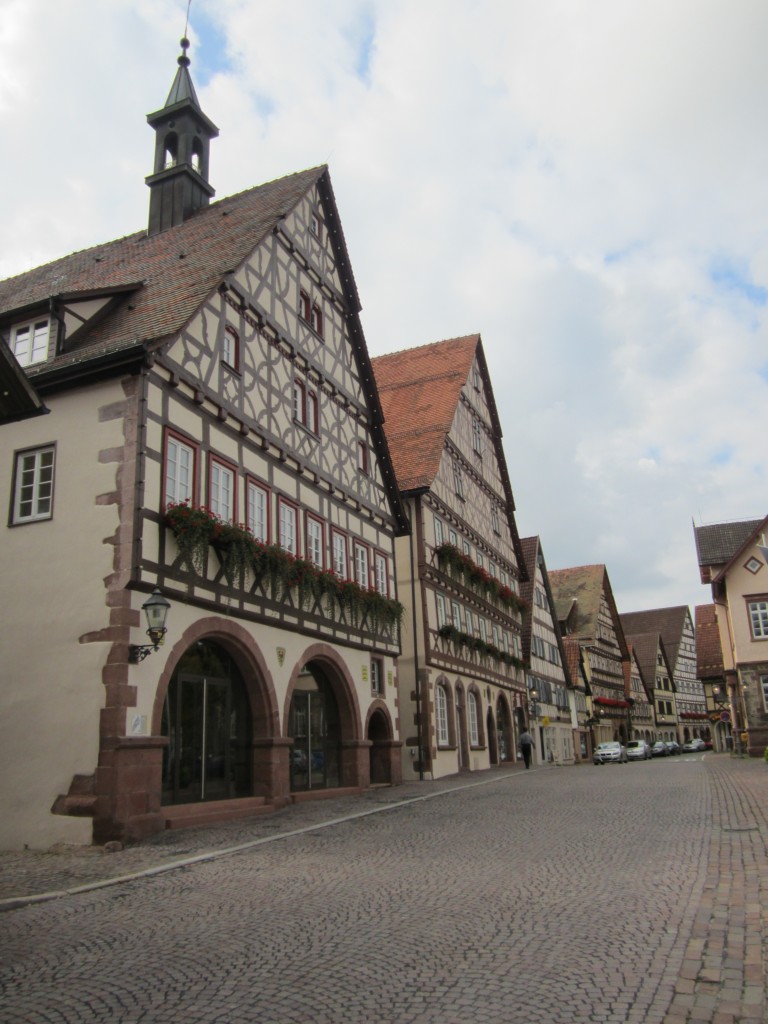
[0,167,326,373]
[372,335,479,492]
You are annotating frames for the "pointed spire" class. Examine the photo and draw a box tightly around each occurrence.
[164,37,201,108]
[145,35,219,236]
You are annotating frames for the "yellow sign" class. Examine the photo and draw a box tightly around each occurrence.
[542,715,551,727]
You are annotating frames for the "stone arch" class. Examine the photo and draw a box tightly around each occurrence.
[432,674,456,753]
[152,617,283,805]
[366,700,397,785]
[496,692,514,762]
[284,643,365,791]
[454,680,470,770]
[152,616,279,738]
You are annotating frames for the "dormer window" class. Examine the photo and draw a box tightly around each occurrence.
[12,318,50,367]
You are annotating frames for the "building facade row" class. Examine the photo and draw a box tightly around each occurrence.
[1,42,720,850]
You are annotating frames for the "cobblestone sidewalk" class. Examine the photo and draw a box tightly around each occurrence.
[0,764,527,908]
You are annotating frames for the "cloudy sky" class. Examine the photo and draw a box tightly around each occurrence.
[2,0,767,617]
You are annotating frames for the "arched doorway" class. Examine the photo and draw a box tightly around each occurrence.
[161,639,252,805]
[497,697,513,762]
[289,661,342,792]
[368,708,392,784]
[487,707,499,765]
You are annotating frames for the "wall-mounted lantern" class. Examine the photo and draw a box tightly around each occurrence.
[129,589,171,663]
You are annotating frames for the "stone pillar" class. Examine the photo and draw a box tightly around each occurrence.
[252,736,293,806]
[93,736,168,844]
[341,739,372,788]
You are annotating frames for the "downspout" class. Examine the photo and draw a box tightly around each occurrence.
[408,496,424,781]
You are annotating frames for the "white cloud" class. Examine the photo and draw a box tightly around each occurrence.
[1,0,767,617]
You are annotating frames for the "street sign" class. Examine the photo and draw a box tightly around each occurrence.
[720,710,731,723]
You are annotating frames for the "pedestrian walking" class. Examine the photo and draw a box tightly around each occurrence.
[520,728,533,769]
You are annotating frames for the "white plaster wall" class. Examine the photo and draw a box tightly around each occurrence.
[0,379,126,848]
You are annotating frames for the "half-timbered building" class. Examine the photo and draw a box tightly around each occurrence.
[549,565,631,750]
[625,644,656,744]
[620,606,704,744]
[519,536,575,765]
[621,631,679,744]
[695,603,731,752]
[372,336,528,780]
[0,44,408,847]
[694,516,768,755]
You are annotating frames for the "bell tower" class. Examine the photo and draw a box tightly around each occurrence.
[145,37,219,236]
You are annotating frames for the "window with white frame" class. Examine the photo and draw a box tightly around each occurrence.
[165,435,194,506]
[761,675,768,711]
[209,460,234,522]
[448,528,458,547]
[472,417,482,454]
[463,540,471,557]
[279,499,298,555]
[374,553,388,597]
[451,601,462,630]
[332,530,348,579]
[12,444,55,523]
[465,609,474,636]
[371,658,384,695]
[453,460,464,499]
[12,318,49,367]
[479,617,487,642]
[434,516,444,546]
[492,624,500,649]
[748,600,768,639]
[247,480,269,542]
[354,541,369,588]
[222,325,239,370]
[436,592,447,627]
[468,692,479,745]
[306,515,324,568]
[435,685,449,746]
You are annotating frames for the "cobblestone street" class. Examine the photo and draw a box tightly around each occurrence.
[1,756,767,1024]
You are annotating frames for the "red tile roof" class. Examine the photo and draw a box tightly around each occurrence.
[0,167,330,376]
[695,604,724,678]
[548,563,629,659]
[372,335,480,491]
[619,606,690,671]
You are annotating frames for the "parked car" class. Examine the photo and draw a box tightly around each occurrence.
[683,738,706,753]
[666,740,681,756]
[651,741,669,757]
[593,741,628,764]
[626,739,652,761]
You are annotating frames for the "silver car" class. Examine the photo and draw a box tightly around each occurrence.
[593,741,628,764]
[626,739,652,761]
